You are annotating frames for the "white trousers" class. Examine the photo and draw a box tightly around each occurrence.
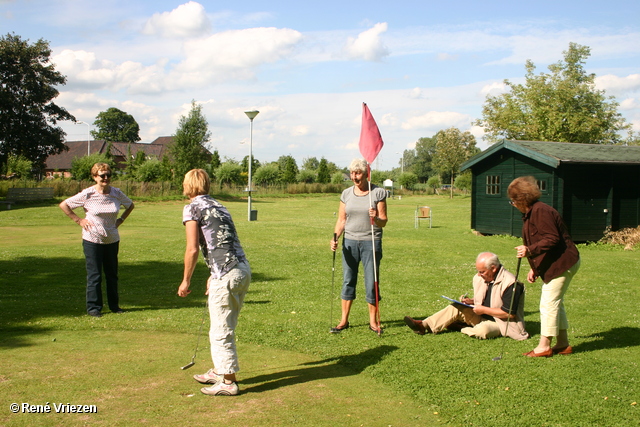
[208,261,251,374]
[539,259,580,337]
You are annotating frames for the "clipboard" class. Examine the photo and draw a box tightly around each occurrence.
[441,295,473,308]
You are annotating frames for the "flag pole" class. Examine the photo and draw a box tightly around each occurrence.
[359,102,384,337]
[367,164,382,336]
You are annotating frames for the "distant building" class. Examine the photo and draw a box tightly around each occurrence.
[44,137,178,178]
[460,140,640,242]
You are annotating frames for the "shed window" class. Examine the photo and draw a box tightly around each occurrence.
[537,179,547,193]
[486,175,500,195]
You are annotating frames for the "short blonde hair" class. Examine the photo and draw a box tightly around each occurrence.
[508,176,541,207]
[91,163,111,177]
[183,169,210,198]
[349,158,368,173]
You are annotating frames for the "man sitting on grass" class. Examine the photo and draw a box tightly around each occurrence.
[404,252,529,340]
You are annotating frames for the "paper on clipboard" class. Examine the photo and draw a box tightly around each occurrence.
[441,295,474,308]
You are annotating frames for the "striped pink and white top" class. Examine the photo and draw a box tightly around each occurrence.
[64,186,133,244]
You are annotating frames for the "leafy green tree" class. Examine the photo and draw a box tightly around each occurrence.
[454,170,472,192]
[426,175,441,192]
[278,155,299,183]
[0,33,75,173]
[253,163,280,186]
[241,155,261,174]
[476,43,629,144]
[412,136,436,182]
[317,158,331,183]
[5,154,32,178]
[91,108,141,143]
[215,162,243,186]
[398,172,418,190]
[297,169,316,183]
[433,127,478,198]
[209,149,221,169]
[302,156,319,170]
[135,159,166,182]
[170,100,211,183]
[70,154,116,180]
[331,172,346,184]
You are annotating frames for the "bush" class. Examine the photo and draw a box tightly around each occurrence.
[331,172,346,184]
[253,164,280,186]
[70,154,116,180]
[297,169,317,183]
[215,163,244,186]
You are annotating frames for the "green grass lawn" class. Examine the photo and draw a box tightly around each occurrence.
[1,195,638,426]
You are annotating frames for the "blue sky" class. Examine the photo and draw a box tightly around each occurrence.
[2,0,639,170]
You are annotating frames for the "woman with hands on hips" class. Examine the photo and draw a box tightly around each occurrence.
[508,176,580,358]
[59,162,134,317]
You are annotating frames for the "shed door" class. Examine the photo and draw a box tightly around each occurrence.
[564,167,611,242]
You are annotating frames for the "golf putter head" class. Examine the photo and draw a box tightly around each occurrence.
[492,355,502,361]
[180,361,195,370]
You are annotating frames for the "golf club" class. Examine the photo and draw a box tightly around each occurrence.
[492,257,522,361]
[181,300,208,370]
[329,233,337,332]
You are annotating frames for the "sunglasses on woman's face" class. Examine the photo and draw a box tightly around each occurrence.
[98,173,112,179]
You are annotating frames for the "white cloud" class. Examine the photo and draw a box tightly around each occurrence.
[344,22,389,61]
[437,52,458,61]
[142,1,211,38]
[176,27,303,83]
[480,81,508,96]
[595,74,640,96]
[619,98,640,110]
[401,111,472,131]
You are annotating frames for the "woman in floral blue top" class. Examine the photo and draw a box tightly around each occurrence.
[177,169,251,396]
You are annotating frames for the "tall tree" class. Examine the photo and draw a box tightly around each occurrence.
[412,136,437,182]
[92,107,141,143]
[317,158,330,183]
[277,155,299,184]
[170,100,211,182]
[302,156,319,170]
[0,33,75,173]
[432,127,478,198]
[476,43,629,144]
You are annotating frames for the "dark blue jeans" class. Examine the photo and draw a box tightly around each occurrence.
[82,240,120,313]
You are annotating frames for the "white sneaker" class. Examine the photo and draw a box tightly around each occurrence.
[193,369,222,384]
[201,380,239,396]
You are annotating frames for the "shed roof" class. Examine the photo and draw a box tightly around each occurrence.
[461,140,640,171]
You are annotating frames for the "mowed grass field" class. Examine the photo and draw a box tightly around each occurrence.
[0,194,638,426]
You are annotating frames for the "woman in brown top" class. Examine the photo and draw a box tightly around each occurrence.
[508,176,580,358]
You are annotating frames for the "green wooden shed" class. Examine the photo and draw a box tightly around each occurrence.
[460,140,640,242]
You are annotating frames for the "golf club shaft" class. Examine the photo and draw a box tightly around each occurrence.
[495,258,522,360]
[330,233,337,330]
[181,299,208,370]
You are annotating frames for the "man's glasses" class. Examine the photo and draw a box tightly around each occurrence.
[98,173,112,179]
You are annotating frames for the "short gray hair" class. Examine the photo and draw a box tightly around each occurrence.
[476,252,500,269]
[349,158,368,173]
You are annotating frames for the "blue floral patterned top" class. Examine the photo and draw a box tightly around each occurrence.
[183,195,248,280]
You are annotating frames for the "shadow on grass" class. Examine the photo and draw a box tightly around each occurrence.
[574,326,640,352]
[0,255,284,347]
[241,345,398,393]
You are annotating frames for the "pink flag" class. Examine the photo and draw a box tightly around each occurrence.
[358,103,384,164]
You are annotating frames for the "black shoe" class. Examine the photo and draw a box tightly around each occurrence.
[369,325,383,335]
[330,322,349,333]
[88,310,102,318]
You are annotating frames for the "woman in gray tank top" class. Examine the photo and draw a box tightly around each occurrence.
[330,159,388,334]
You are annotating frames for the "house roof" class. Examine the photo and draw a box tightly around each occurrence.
[45,137,176,171]
[461,140,640,171]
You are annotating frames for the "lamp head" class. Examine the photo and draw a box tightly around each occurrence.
[245,110,259,120]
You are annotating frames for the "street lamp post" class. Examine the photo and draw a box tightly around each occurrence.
[77,121,91,156]
[244,110,259,221]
